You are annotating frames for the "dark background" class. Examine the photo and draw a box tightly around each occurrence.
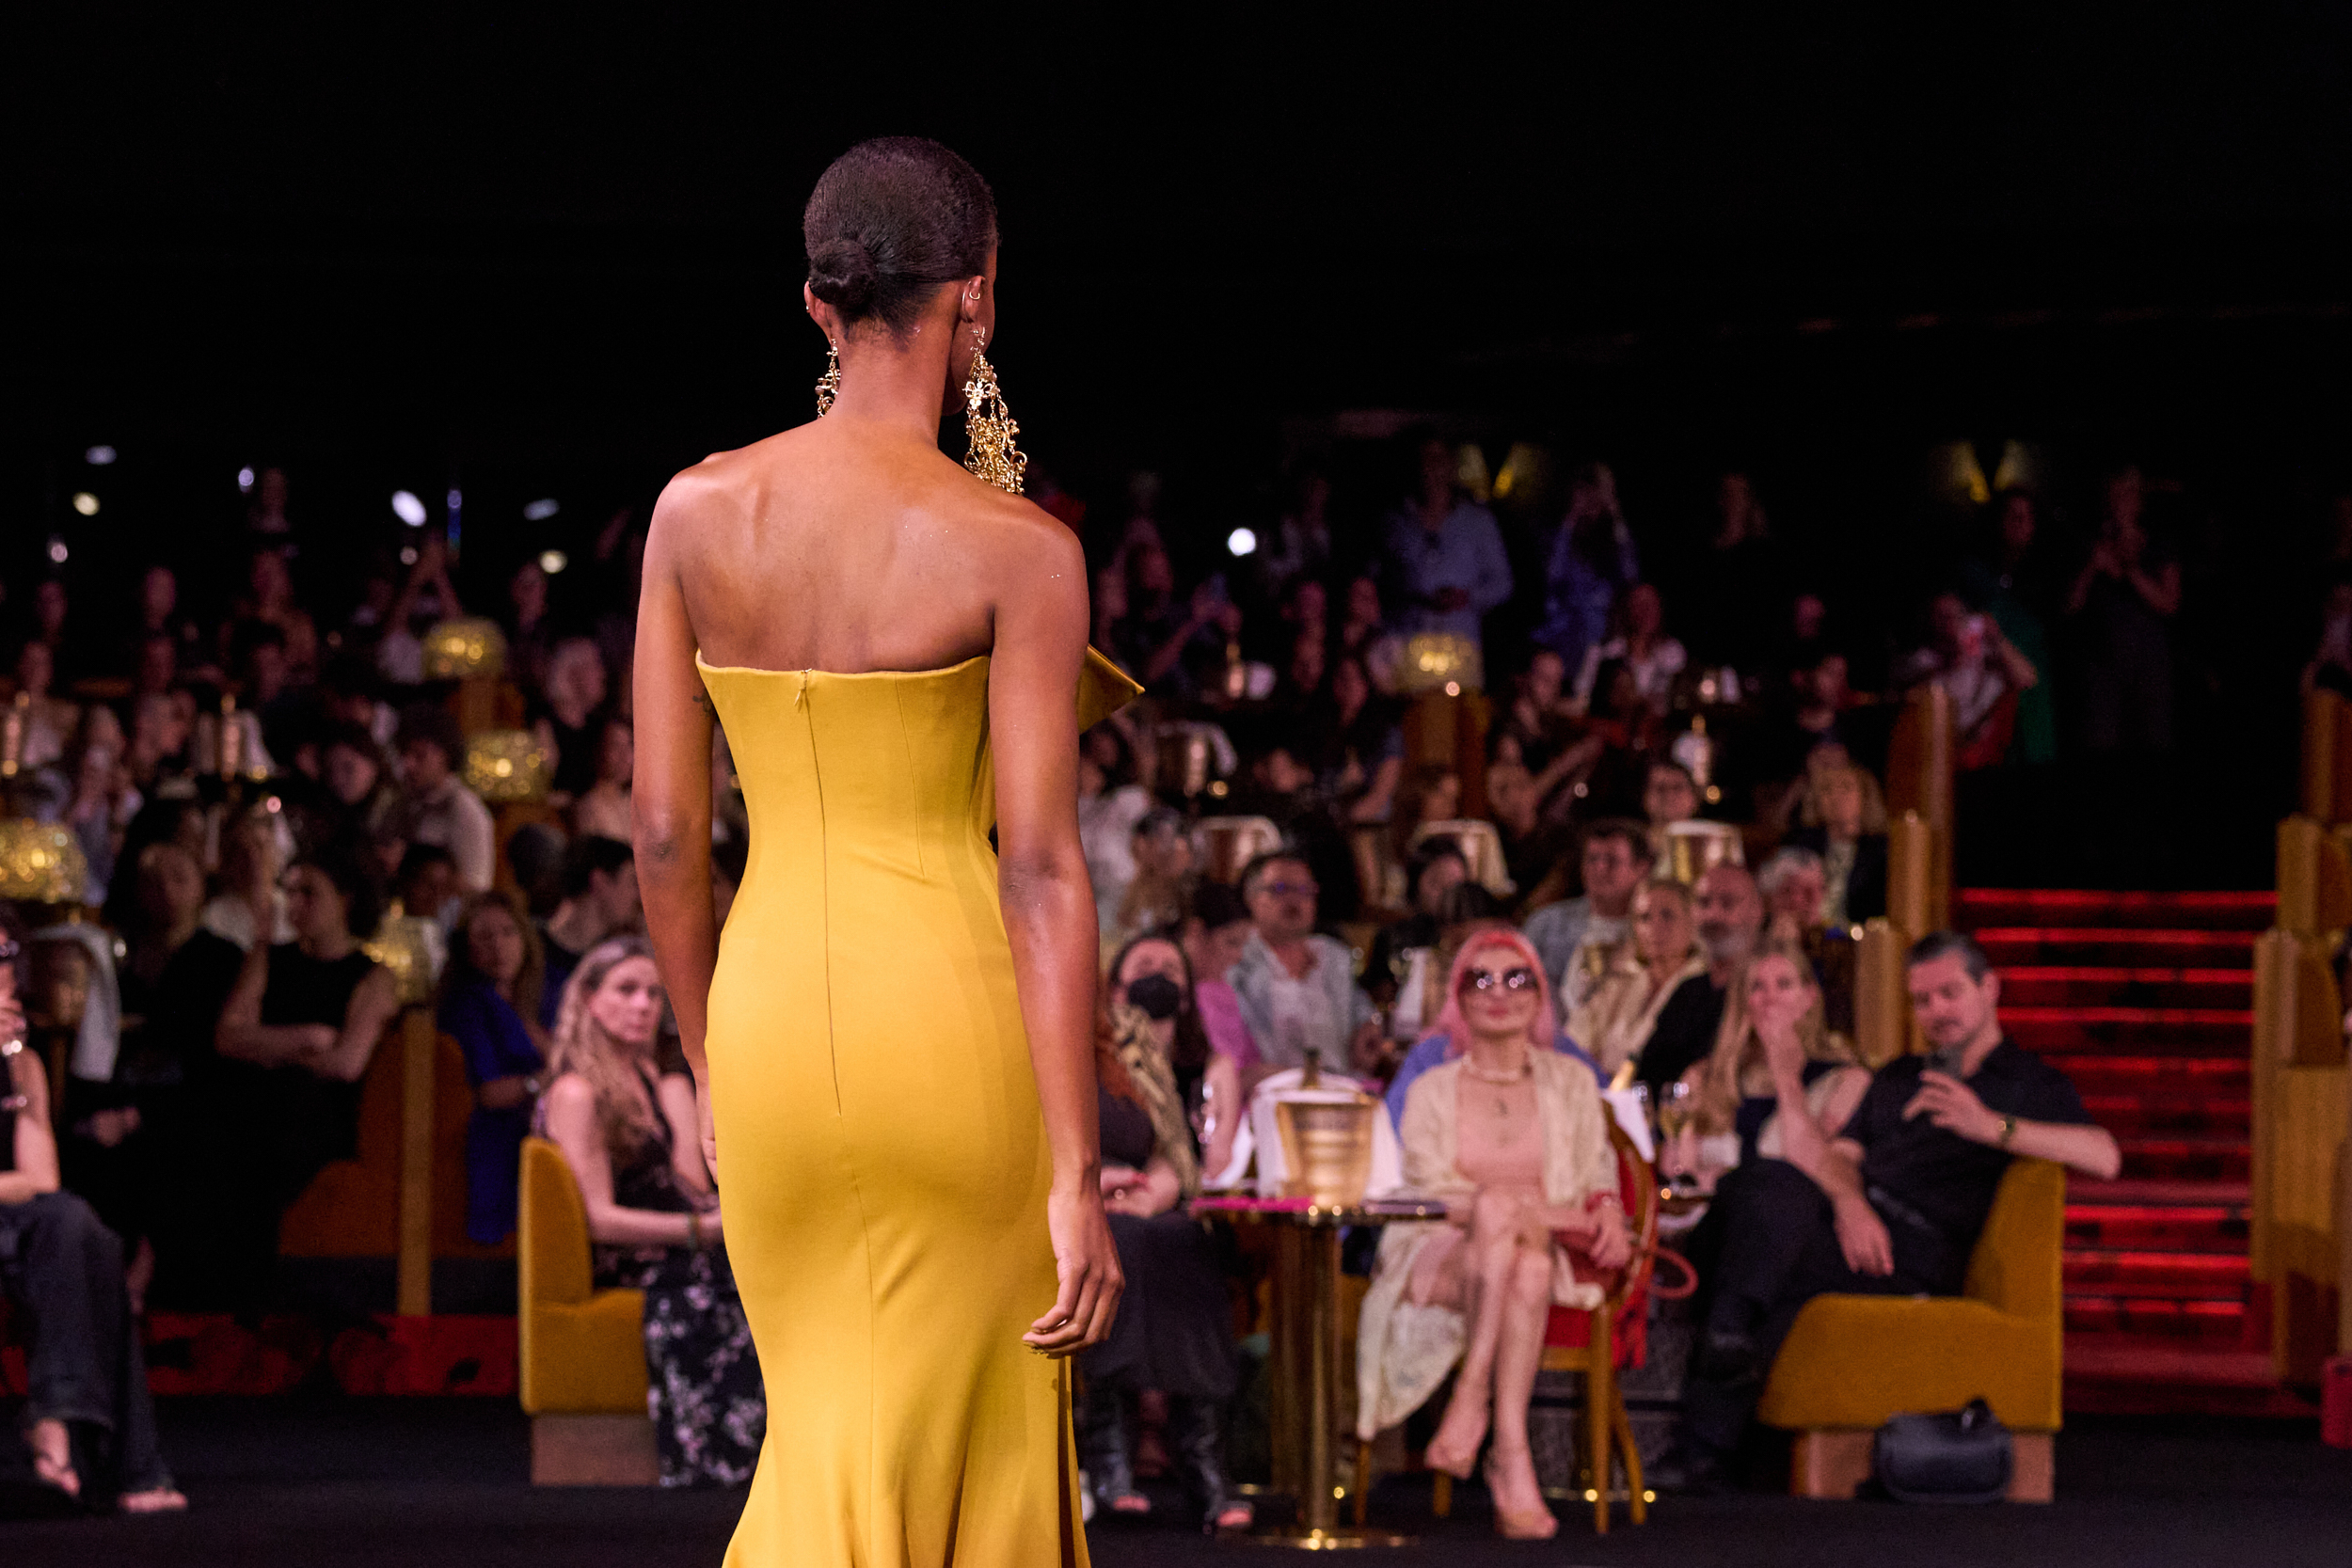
[8,4,2351,880]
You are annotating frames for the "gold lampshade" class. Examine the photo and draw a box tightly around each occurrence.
[464,728,551,803]
[0,820,88,904]
[423,617,509,681]
[1275,1092,1379,1206]
[363,907,443,1006]
[1396,631,1483,696]
[1664,819,1745,884]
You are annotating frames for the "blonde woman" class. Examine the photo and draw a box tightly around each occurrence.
[538,936,762,1487]
[1358,930,1629,1540]
[1660,943,1868,1194]
[1787,763,1888,925]
[1565,878,1707,1082]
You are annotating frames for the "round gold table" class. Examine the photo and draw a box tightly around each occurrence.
[1193,1196,1448,1549]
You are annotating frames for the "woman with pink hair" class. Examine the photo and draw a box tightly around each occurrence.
[1355,928,1630,1539]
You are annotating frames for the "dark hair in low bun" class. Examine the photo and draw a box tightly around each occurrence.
[803,136,997,335]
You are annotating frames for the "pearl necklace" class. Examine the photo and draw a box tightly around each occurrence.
[1463,1057,1534,1085]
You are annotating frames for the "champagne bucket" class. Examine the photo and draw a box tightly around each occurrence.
[1664,819,1744,884]
[1275,1092,1378,1206]
[1199,816,1282,885]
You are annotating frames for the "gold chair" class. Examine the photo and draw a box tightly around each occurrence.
[518,1136,656,1484]
[1756,1158,2065,1500]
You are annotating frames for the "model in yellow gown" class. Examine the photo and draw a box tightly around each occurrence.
[696,647,1138,1566]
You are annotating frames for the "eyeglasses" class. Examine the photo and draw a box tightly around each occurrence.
[1461,966,1539,993]
[1255,880,1317,899]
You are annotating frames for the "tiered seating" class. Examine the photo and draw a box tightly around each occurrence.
[1957,887,2309,1415]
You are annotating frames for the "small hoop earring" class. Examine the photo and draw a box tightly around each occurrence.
[815,341,842,417]
[962,332,1025,495]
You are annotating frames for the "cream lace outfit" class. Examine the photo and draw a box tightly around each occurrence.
[1354,1049,1618,1438]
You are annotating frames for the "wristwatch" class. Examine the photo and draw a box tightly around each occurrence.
[1996,1116,2018,1149]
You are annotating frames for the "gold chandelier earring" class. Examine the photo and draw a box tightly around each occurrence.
[815,340,841,417]
[961,331,1025,495]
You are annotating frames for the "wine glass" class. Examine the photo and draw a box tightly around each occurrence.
[1655,1081,1697,1195]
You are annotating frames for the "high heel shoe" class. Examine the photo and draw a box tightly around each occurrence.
[1484,1452,1558,1541]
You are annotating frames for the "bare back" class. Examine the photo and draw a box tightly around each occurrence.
[659,420,1068,675]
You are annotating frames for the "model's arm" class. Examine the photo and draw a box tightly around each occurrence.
[632,485,719,1173]
[989,512,1122,1357]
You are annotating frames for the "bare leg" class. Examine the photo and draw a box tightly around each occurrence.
[1424,1193,1520,1475]
[1486,1248,1557,1531]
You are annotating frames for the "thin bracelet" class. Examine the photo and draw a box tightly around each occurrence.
[687,1211,704,1251]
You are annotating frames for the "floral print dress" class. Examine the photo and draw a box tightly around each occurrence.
[584,1069,766,1487]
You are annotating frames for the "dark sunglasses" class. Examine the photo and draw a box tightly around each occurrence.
[1461,966,1539,994]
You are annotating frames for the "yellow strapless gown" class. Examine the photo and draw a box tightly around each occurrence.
[696,647,1140,1567]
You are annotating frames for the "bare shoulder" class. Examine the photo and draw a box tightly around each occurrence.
[956,484,1084,592]
[541,1072,596,1119]
[647,430,806,548]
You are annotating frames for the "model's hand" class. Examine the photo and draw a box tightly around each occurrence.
[694,1078,718,1181]
[1026,1186,1123,1357]
[1834,1196,1895,1276]
[1904,1069,2002,1145]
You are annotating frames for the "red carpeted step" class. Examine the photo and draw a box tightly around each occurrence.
[2045,1055,2249,1097]
[2115,1136,2251,1182]
[2078,1092,2253,1138]
[1972,927,2257,968]
[1999,1006,2253,1053]
[2065,1202,2249,1254]
[2063,1249,2250,1297]
[1957,888,2276,930]
[1998,966,2251,1007]
[2063,1294,2247,1340]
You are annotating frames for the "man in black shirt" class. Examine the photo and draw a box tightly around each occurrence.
[1661,930,2121,1489]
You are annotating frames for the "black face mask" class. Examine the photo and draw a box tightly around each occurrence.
[1123,973,1184,1022]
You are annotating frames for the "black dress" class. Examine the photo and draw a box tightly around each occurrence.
[1082,1090,1235,1401]
[584,1069,765,1488]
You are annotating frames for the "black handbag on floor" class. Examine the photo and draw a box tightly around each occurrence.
[1872,1399,2013,1503]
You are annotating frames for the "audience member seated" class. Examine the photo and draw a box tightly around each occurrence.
[1566,877,1707,1089]
[1523,818,1654,1001]
[1356,931,1630,1541]
[1640,759,1703,863]
[1785,764,1888,926]
[1,908,185,1513]
[1659,932,2122,1492]
[1336,575,1405,693]
[194,850,399,1311]
[63,842,218,1307]
[1569,581,1686,720]
[537,835,641,1029]
[308,721,401,867]
[1078,722,1152,941]
[1226,850,1379,1074]
[199,801,294,952]
[1177,883,1259,1175]
[1896,593,2042,771]
[1659,943,1867,1195]
[1383,436,1515,673]
[392,841,458,967]
[570,718,636,844]
[1756,847,1828,944]
[1302,654,1403,827]
[1077,936,1251,1531]
[537,937,763,1488]
[1482,756,1576,901]
[1107,807,1193,951]
[1366,840,1470,1023]
[534,636,612,810]
[394,705,495,893]
[439,890,548,1246]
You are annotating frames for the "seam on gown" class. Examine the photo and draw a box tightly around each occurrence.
[801,670,843,1119]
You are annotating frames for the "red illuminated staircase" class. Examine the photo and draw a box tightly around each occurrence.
[1958,888,2312,1416]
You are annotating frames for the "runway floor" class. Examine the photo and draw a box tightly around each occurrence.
[0,1399,2345,1567]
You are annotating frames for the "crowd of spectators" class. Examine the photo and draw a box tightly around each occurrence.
[0,440,2258,1519]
